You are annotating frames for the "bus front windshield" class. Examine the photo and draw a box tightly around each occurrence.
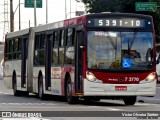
[87,31,154,70]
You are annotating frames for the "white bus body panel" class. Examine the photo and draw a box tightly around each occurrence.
[32,66,64,95]
[4,60,28,91]
[51,78,62,95]
[33,67,45,93]
[4,60,21,89]
[51,67,62,95]
[83,79,156,96]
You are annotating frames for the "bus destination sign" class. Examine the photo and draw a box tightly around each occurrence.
[87,18,152,29]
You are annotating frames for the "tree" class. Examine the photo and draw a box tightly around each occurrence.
[81,0,160,42]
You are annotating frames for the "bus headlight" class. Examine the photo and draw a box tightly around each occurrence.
[140,72,157,84]
[86,71,102,83]
[147,73,156,81]
[86,72,96,81]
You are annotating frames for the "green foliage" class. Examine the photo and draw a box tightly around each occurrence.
[81,0,160,43]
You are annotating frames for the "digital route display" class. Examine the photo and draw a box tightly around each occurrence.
[87,18,152,29]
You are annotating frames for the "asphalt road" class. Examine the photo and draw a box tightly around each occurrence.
[0,80,160,120]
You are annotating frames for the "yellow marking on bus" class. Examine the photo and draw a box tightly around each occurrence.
[76,93,83,97]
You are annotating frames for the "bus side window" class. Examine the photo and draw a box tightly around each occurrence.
[12,39,16,59]
[24,38,28,59]
[54,31,59,47]
[39,34,46,65]
[34,35,40,65]
[59,30,65,65]
[52,31,59,65]
[65,28,75,64]
[14,38,18,52]
[40,34,45,49]
[8,39,13,60]
[17,38,22,59]
[59,30,64,47]
[66,28,75,46]
[35,35,40,50]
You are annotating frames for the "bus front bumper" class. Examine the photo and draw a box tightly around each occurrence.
[83,79,156,96]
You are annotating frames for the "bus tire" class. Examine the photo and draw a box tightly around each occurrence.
[13,75,21,96]
[123,96,137,105]
[38,75,46,100]
[65,76,78,104]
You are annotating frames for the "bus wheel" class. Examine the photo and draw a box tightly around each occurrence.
[66,76,78,104]
[13,75,21,96]
[123,96,137,105]
[38,76,45,100]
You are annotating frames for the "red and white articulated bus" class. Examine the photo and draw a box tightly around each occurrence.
[4,13,157,105]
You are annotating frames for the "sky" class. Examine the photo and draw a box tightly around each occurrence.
[0,0,85,42]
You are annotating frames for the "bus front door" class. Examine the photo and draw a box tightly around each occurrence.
[75,30,84,93]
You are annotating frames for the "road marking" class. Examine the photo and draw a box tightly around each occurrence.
[105,107,122,111]
[87,105,122,111]
[135,103,159,106]
[0,103,58,106]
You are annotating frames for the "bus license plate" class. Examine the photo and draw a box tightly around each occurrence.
[115,86,127,91]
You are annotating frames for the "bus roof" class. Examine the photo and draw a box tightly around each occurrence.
[5,13,153,37]
[34,21,64,33]
[35,16,86,33]
[34,13,152,33]
[86,12,152,19]
[6,28,30,39]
